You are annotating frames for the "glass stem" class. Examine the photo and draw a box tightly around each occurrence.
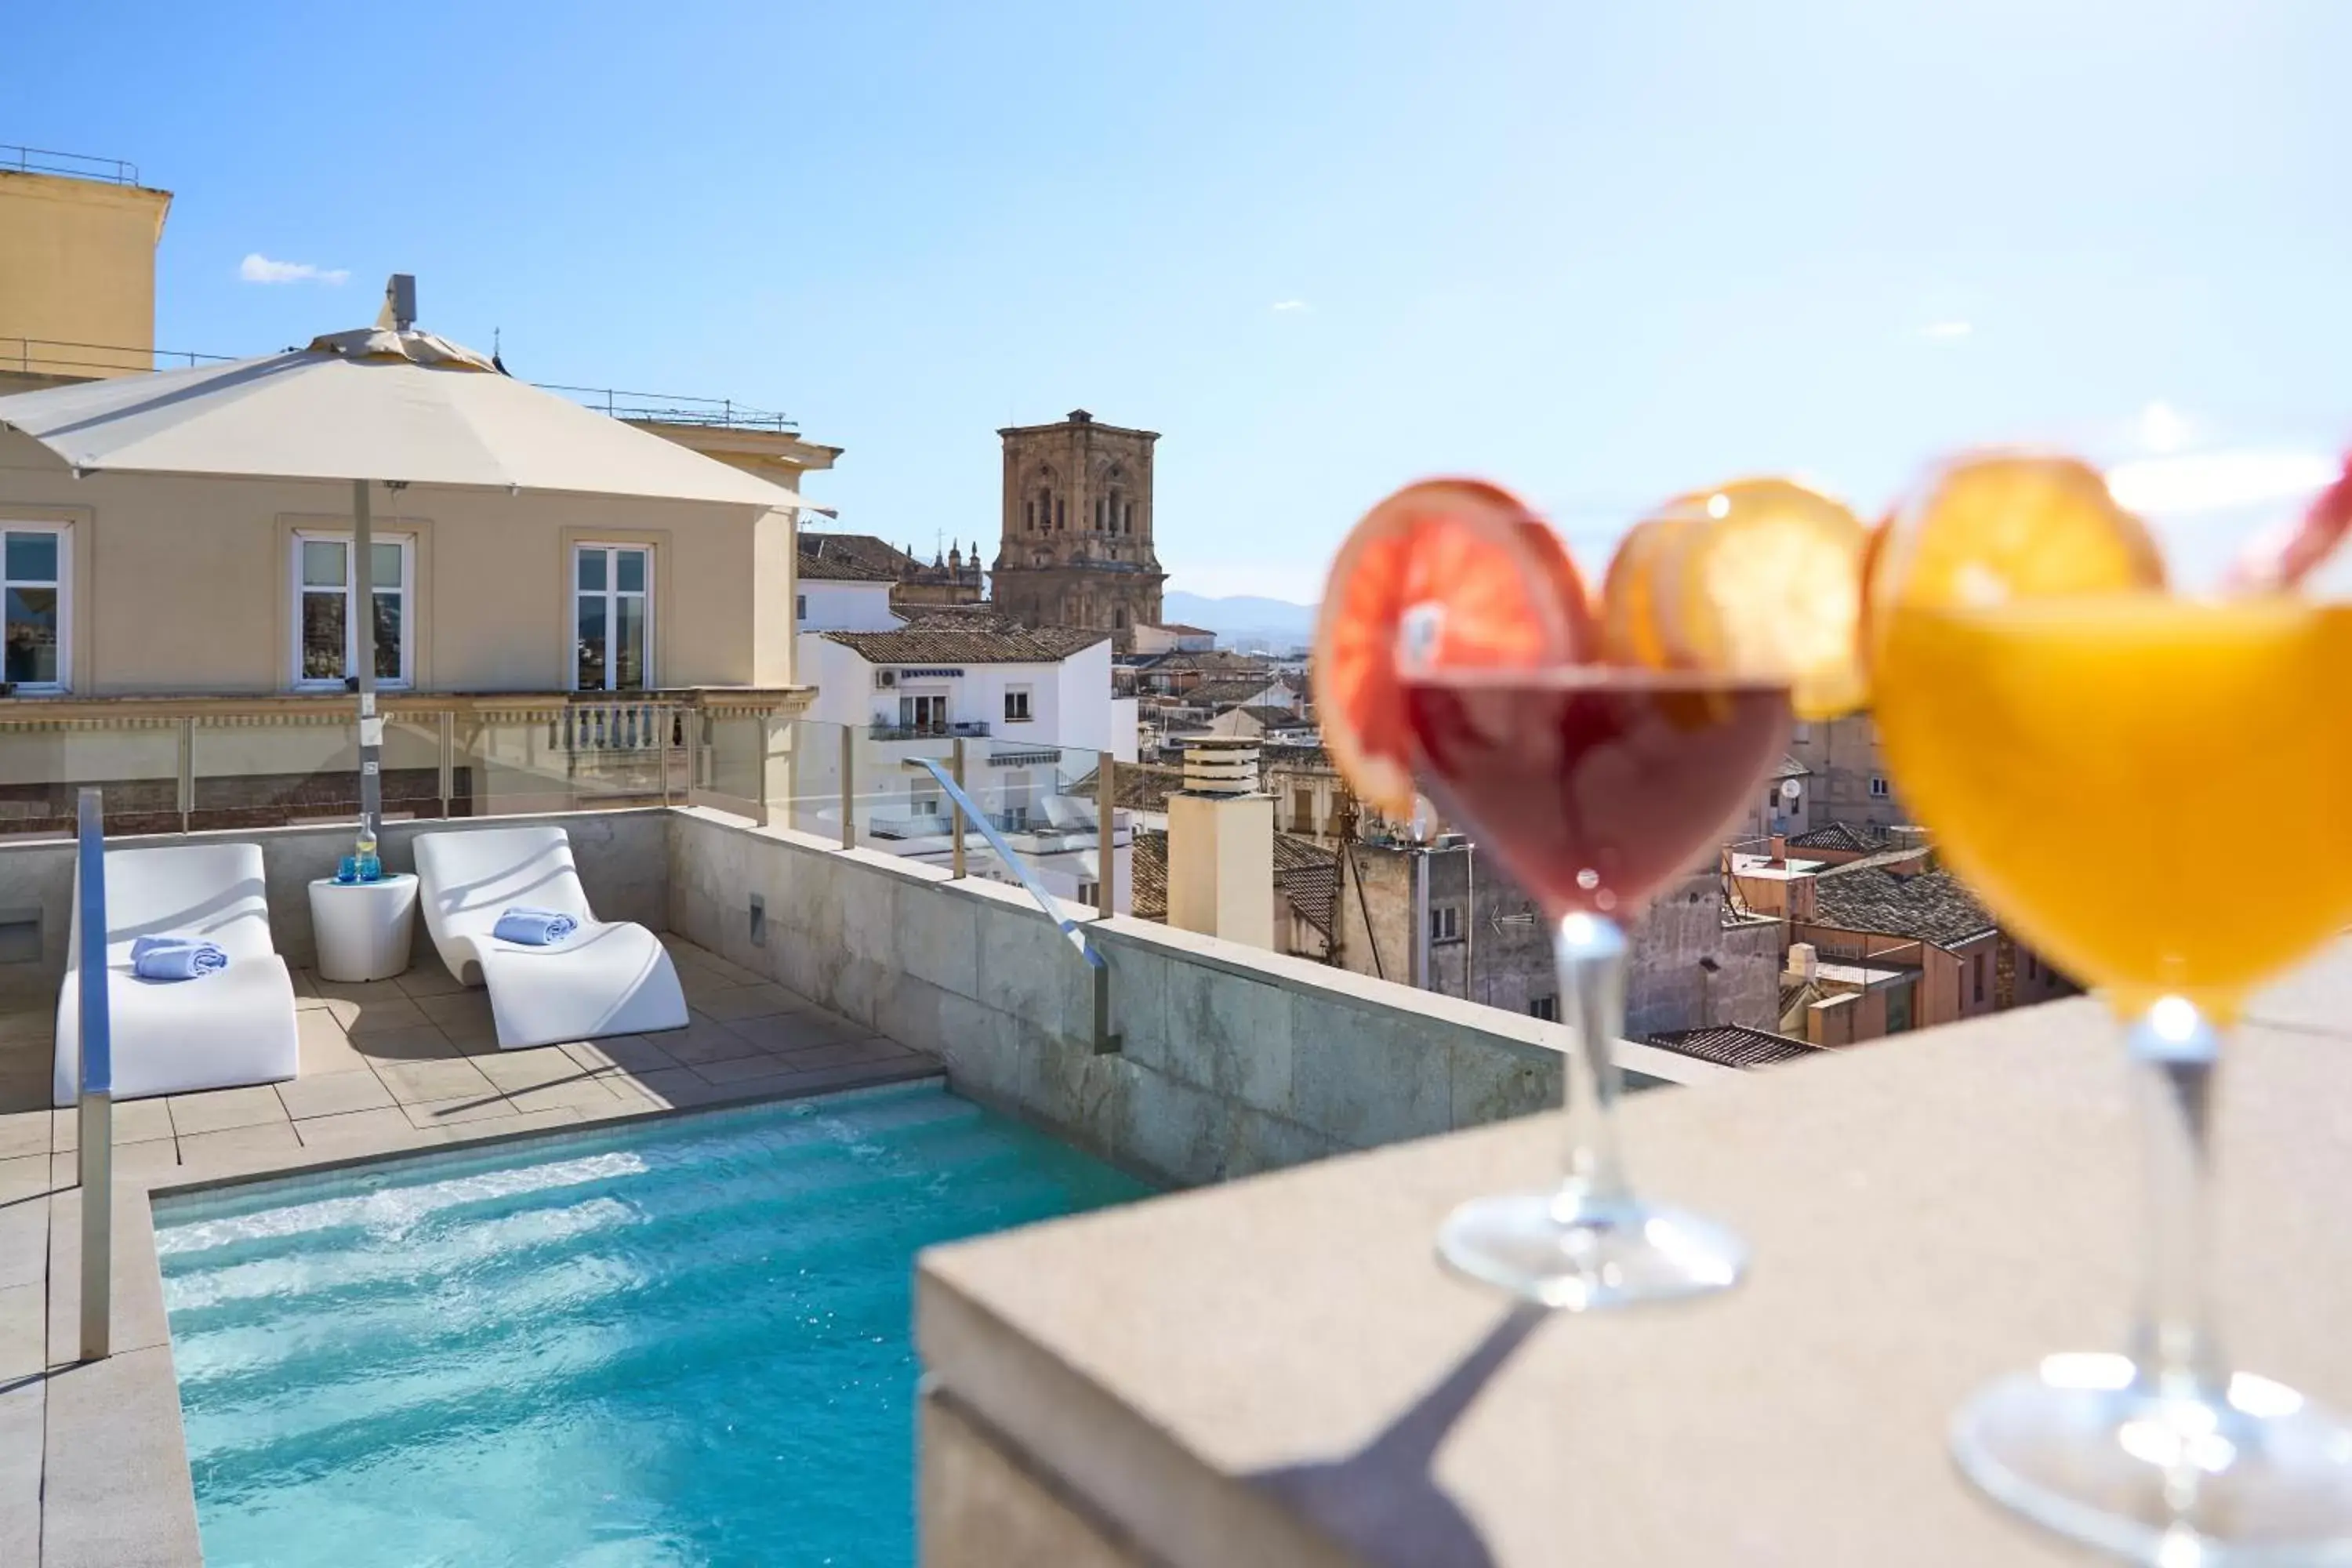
[2125,1001,2226,1398]
[1555,913,1632,1207]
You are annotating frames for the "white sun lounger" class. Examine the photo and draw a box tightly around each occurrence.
[411,825,688,1049]
[53,840,300,1106]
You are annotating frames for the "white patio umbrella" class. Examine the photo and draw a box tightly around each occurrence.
[0,310,812,848]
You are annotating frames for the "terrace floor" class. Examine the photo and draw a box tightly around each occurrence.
[0,935,938,1567]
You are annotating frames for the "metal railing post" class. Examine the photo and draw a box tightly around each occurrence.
[176,717,194,834]
[74,788,112,1361]
[1097,751,1117,920]
[950,738,967,880]
[437,711,455,818]
[839,725,856,850]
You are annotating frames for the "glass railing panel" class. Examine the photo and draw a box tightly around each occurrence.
[0,717,179,837]
[455,702,684,818]
[189,713,361,832]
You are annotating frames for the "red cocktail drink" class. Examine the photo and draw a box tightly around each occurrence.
[1403,670,1792,918]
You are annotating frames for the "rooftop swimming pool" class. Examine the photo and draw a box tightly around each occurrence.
[154,1082,1150,1567]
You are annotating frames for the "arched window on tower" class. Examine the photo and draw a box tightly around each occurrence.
[1094,496,1106,531]
[1114,606,1129,630]
[1123,502,1135,535]
[1054,497,1065,531]
[1025,499,1036,531]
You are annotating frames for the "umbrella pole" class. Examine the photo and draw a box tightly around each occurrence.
[353,478,382,853]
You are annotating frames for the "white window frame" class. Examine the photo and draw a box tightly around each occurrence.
[1004,684,1033,724]
[572,543,654,692]
[1430,905,1461,943]
[796,593,808,623]
[1870,775,1891,799]
[0,521,71,694]
[292,529,414,691]
[1530,996,1558,1022]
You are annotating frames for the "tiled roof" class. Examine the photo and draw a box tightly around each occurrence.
[1787,821,1886,853]
[1184,677,1283,710]
[1069,763,1182,813]
[1240,705,1300,727]
[1130,829,1168,921]
[1272,831,1339,940]
[819,625,1110,664]
[797,533,917,576]
[1141,650,1273,675]
[1646,1024,1822,1069]
[1772,754,1809,781]
[1152,622,1214,637]
[797,541,899,583]
[1262,745,1334,774]
[1810,860,1995,949]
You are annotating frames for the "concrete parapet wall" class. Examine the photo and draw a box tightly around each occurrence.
[669,807,1723,1187]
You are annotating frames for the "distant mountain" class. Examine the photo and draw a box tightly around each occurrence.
[1161,591,1317,652]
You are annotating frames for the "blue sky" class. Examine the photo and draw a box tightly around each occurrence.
[11,1,2350,600]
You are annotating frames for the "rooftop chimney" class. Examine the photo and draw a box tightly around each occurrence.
[1787,942,1818,981]
[1167,738,1272,948]
[1769,833,1788,864]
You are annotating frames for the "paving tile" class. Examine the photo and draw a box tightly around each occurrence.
[446,1106,582,1145]
[289,964,323,996]
[0,1279,45,1379]
[0,1379,39,1568]
[349,1022,460,1062]
[40,1345,204,1566]
[694,983,803,1022]
[629,1067,733,1109]
[296,1007,370,1075]
[49,1094,179,1152]
[0,1196,45,1290]
[0,1110,45,1162]
[176,1121,301,1167]
[277,1069,397,1121]
[46,1181,172,1366]
[580,1079,666,1119]
[342,995,433,1037]
[503,1076,623,1113]
[684,949,762,985]
[472,1047,591,1094]
[166,1083,289,1137]
[376,1055,497,1105]
[0,1154,57,1204]
[295,1107,439,1152]
[562,1034,678,1073]
[313,976,411,1007]
[48,1137,180,1189]
[0,1072,47,1117]
[676,963,751,1001]
[691,1051,804,1087]
[416,990,495,1027]
[777,1037,920,1073]
[393,964,466,998]
[403,1094,517,1131]
[722,1011,859,1054]
[650,1016,768,1065]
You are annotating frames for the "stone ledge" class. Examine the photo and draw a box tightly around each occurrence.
[915,954,2352,1567]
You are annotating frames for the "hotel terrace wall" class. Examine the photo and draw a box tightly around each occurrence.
[0,435,800,695]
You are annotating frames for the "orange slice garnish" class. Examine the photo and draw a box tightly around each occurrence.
[1312,479,1593,818]
[1599,514,1699,670]
[1872,454,2165,633]
[1621,479,1870,719]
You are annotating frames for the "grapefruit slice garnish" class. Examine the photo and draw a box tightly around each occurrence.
[1871,453,2165,634]
[1312,479,1592,819]
[1657,479,1870,719]
[2225,452,2352,593]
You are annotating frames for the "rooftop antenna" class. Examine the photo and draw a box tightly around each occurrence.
[379,273,416,333]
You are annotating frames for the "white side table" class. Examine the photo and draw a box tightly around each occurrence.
[309,873,420,982]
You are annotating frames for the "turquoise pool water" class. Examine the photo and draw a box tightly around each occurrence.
[154,1083,1149,1567]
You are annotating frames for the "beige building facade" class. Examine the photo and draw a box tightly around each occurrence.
[0,161,172,394]
[0,450,799,697]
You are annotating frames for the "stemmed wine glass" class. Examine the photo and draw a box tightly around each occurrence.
[1872,447,2352,1560]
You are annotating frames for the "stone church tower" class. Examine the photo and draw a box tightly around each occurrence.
[989,410,1166,649]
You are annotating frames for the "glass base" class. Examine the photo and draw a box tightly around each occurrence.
[1953,1353,2352,1564]
[1433,1186,1745,1310]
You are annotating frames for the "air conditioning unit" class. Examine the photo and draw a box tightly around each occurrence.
[874,670,898,689]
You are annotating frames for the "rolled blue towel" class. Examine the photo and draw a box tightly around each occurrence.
[492,906,577,946]
[131,938,227,982]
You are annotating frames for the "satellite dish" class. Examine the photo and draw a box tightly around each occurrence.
[1779,779,1802,800]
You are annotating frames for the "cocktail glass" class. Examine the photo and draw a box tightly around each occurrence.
[1403,666,1793,1308]
[1875,474,2352,1559]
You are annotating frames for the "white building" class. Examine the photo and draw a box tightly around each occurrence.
[794,619,1138,912]
[794,548,902,633]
